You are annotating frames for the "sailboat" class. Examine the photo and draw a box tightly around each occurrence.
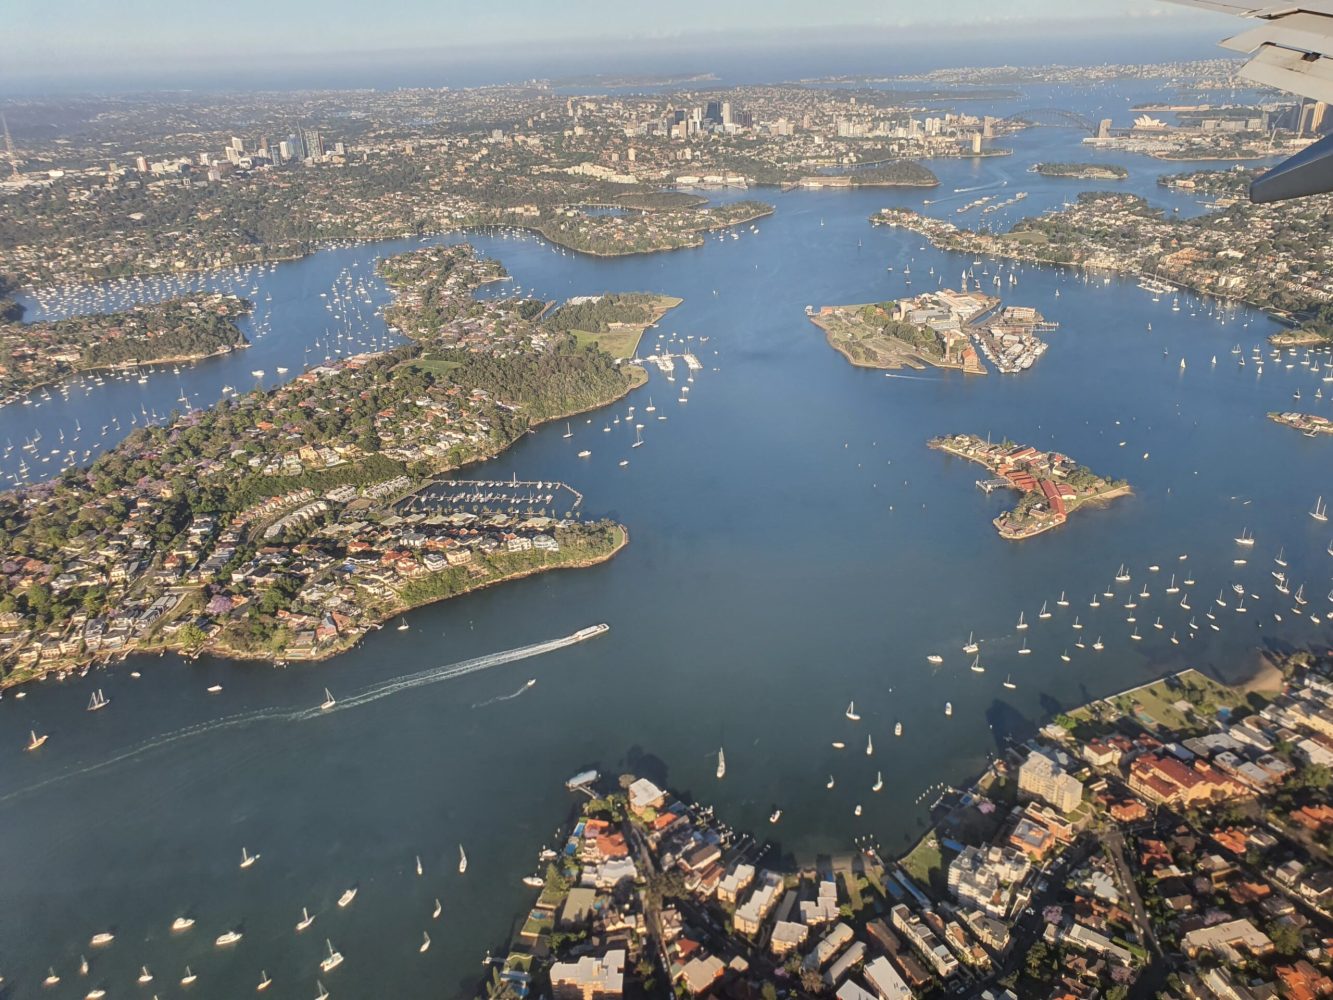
[1235,527,1255,546]
[1018,639,1031,655]
[962,631,978,654]
[827,774,836,789]
[970,656,984,673]
[396,617,409,631]
[1115,564,1131,583]
[458,844,468,874]
[866,734,874,756]
[433,898,442,919]
[1312,496,1328,522]
[872,772,884,792]
[181,966,197,986]
[1016,611,1027,630]
[1060,649,1071,662]
[716,748,726,779]
[27,729,48,751]
[1038,601,1051,619]
[258,970,272,991]
[845,701,860,721]
[632,427,643,449]
[1275,546,1287,568]
[320,939,344,973]
[416,855,423,876]
[562,422,572,439]
[240,847,258,869]
[315,981,330,1000]
[644,397,655,413]
[87,689,109,712]
[297,907,315,932]
[1003,674,1017,690]
[1056,591,1068,607]
[420,931,431,953]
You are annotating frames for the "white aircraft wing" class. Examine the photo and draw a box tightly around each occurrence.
[1167,0,1333,198]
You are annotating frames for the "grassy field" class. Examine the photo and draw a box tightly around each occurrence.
[406,356,464,375]
[900,832,947,891]
[1069,667,1248,734]
[572,327,646,359]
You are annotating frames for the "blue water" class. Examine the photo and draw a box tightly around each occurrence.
[0,85,1329,998]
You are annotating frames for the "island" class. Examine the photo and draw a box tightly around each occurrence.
[1269,411,1333,436]
[0,294,249,405]
[526,200,774,257]
[1033,161,1128,180]
[797,161,939,189]
[807,291,1056,374]
[929,434,1131,539]
[475,653,1332,1000]
[0,244,651,688]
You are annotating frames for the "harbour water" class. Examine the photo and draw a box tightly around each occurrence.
[2,83,1331,996]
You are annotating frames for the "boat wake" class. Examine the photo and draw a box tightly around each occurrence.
[2,630,596,803]
[471,679,536,709]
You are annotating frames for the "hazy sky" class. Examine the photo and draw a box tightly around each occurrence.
[7,0,1235,88]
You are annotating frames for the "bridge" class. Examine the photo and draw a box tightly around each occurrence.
[999,108,1098,135]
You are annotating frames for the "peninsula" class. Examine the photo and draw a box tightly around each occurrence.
[1269,411,1333,436]
[0,294,249,405]
[0,244,650,688]
[477,654,1332,1000]
[543,292,682,359]
[929,434,1131,539]
[806,291,991,372]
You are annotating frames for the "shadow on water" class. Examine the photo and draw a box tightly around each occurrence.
[984,698,1038,751]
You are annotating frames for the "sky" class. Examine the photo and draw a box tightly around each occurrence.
[6,0,1239,91]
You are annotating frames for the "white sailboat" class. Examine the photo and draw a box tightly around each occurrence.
[258,970,272,991]
[866,734,874,756]
[872,772,884,792]
[321,688,336,710]
[944,702,953,717]
[297,907,315,932]
[970,656,984,673]
[1312,496,1328,522]
[1038,600,1050,619]
[420,931,431,953]
[1003,674,1017,690]
[716,747,726,779]
[86,689,109,712]
[320,940,344,973]
[962,631,979,654]
[27,729,48,751]
[845,701,860,721]
[1015,611,1027,630]
[458,844,468,874]
[416,855,423,876]
[562,422,572,439]
[632,427,643,448]
[240,847,258,869]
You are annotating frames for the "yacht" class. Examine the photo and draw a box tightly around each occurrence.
[1018,639,1031,655]
[1165,575,1179,594]
[90,932,114,947]
[894,721,903,736]
[832,741,846,749]
[926,653,943,664]
[1312,496,1328,522]
[1275,547,1287,568]
[1038,601,1051,620]
[1115,564,1131,583]
[1089,594,1101,608]
[316,981,330,1000]
[854,804,863,817]
[562,422,572,439]
[397,617,409,631]
[216,929,243,947]
[716,747,726,779]
[171,916,195,932]
[944,702,953,717]
[337,887,357,908]
[44,968,61,987]
[1092,636,1104,651]
[770,809,783,823]
[1235,528,1255,546]
[320,940,344,973]
[577,450,591,458]
[962,631,979,654]
[458,844,468,874]
[297,907,315,932]
[321,688,336,710]
[240,847,258,869]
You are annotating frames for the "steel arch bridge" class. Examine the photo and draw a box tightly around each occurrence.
[1000,109,1098,134]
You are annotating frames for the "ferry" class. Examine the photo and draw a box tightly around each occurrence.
[573,624,610,642]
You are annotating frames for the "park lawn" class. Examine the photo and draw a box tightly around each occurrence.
[406,356,464,376]
[901,832,946,890]
[1070,668,1246,733]
[572,327,645,359]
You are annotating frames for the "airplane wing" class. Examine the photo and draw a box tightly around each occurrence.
[1167,0,1333,200]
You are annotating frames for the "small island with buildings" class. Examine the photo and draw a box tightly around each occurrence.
[1269,412,1333,437]
[929,435,1131,539]
[807,290,1055,375]
[478,652,1333,1000]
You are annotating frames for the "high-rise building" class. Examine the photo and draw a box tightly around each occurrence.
[705,100,722,124]
[230,136,244,153]
[135,155,149,173]
[1018,752,1083,813]
[721,101,733,127]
